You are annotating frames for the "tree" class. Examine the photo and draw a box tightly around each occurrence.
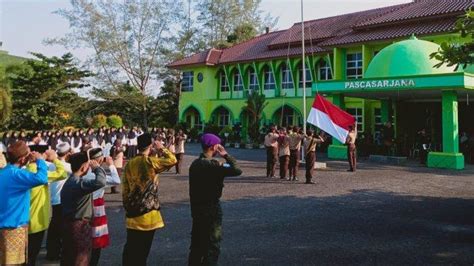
[92,114,108,128]
[196,0,278,48]
[7,53,91,130]
[431,9,474,69]
[49,0,184,129]
[107,114,123,128]
[242,90,267,144]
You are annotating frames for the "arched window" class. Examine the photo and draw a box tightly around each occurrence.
[318,60,333,81]
[220,72,229,92]
[281,63,294,89]
[216,108,230,127]
[263,67,275,90]
[248,68,259,91]
[233,71,243,91]
[299,63,312,88]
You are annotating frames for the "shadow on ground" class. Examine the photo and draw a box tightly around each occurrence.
[102,189,474,266]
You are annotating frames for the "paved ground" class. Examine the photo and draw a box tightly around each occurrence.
[41,144,474,265]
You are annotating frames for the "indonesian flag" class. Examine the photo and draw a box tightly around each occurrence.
[307,94,356,143]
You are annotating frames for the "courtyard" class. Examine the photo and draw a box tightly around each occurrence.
[85,144,474,265]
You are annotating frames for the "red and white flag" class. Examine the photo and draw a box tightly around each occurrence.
[307,94,356,143]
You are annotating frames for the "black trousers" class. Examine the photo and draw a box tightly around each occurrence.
[122,229,156,266]
[46,204,63,260]
[188,203,222,266]
[27,230,46,266]
[90,248,101,266]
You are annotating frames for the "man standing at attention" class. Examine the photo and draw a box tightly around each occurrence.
[303,130,324,184]
[264,126,279,178]
[188,134,242,265]
[346,125,358,172]
[288,126,305,181]
[122,133,177,266]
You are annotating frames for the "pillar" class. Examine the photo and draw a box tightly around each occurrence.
[328,93,348,160]
[427,90,464,170]
[381,99,391,124]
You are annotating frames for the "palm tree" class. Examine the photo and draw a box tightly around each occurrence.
[242,90,268,144]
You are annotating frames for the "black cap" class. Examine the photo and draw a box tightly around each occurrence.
[138,133,153,150]
[69,152,88,173]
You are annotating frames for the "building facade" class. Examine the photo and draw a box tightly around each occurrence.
[169,0,474,170]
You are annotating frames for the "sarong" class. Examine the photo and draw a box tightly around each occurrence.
[0,226,28,265]
[62,219,92,266]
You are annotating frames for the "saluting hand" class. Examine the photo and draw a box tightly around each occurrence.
[216,144,228,157]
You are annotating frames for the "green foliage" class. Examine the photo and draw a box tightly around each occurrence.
[189,127,200,141]
[7,53,91,130]
[0,66,12,126]
[196,0,278,48]
[242,90,267,144]
[227,22,257,45]
[92,114,108,128]
[107,114,123,128]
[431,9,474,69]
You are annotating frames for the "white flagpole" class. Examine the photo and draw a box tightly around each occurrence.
[301,0,306,163]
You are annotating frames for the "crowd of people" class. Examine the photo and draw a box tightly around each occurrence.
[0,126,198,266]
[263,124,357,184]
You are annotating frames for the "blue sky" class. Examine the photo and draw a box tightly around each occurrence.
[0,0,412,61]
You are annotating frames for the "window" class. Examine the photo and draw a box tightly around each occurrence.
[233,72,243,91]
[347,107,363,132]
[218,109,230,127]
[220,72,229,92]
[181,71,194,91]
[319,60,333,81]
[248,69,259,91]
[299,63,312,88]
[264,68,275,90]
[281,64,294,89]
[346,53,363,79]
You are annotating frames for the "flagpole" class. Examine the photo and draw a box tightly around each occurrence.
[301,0,306,163]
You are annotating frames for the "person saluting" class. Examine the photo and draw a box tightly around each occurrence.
[188,133,242,265]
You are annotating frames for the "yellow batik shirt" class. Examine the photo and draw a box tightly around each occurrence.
[122,148,177,231]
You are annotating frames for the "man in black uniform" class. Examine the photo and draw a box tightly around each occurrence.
[188,133,242,265]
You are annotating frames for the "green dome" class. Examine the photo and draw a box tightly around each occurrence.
[364,36,456,78]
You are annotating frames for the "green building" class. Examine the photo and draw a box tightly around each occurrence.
[168,0,474,170]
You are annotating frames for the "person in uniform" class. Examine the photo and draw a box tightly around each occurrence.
[188,134,242,265]
[346,125,357,172]
[263,126,279,178]
[288,126,305,181]
[278,128,290,179]
[303,130,325,184]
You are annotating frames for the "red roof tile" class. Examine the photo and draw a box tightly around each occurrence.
[354,0,472,29]
[167,48,222,67]
[320,18,458,46]
[218,31,327,64]
[268,4,409,49]
[168,0,472,68]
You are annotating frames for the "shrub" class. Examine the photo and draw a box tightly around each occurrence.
[92,114,108,128]
[107,114,123,128]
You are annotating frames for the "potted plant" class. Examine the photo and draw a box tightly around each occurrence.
[219,126,233,147]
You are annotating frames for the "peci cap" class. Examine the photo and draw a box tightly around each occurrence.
[201,133,221,148]
[56,142,71,155]
[137,133,153,150]
[7,141,29,163]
